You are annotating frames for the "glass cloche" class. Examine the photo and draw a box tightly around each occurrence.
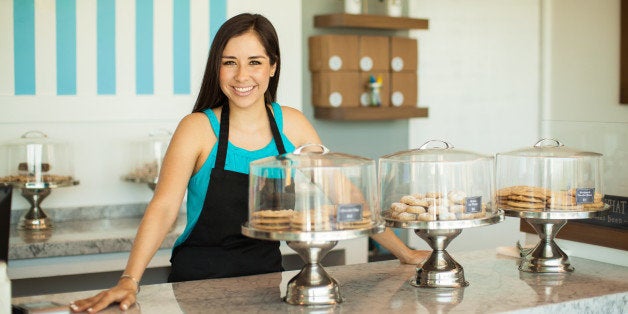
[495,138,604,212]
[248,144,382,233]
[0,131,78,230]
[379,140,497,222]
[0,131,76,188]
[123,129,172,190]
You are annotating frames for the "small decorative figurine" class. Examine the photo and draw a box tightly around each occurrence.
[367,75,383,107]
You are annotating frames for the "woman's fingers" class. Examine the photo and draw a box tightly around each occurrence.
[70,288,135,313]
[119,293,137,311]
[70,291,107,312]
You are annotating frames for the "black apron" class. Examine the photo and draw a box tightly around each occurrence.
[168,104,287,282]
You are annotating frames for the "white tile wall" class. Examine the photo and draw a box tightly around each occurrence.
[406,0,540,252]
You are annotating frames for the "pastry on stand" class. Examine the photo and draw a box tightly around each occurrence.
[379,140,504,288]
[496,139,609,273]
[241,144,384,305]
[0,131,79,230]
[122,129,172,191]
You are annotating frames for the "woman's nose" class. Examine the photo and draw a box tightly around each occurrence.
[235,65,248,80]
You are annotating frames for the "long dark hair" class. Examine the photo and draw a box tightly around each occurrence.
[192,13,281,113]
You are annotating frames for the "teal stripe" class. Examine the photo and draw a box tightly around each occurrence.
[56,0,76,95]
[209,0,226,46]
[97,0,115,94]
[136,0,153,94]
[173,0,190,94]
[13,0,35,95]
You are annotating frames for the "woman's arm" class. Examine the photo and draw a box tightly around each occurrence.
[71,113,209,313]
[371,228,430,265]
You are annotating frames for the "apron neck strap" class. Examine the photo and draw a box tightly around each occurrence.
[265,104,287,155]
[215,104,287,169]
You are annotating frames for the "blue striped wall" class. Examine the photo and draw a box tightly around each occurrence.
[9,0,226,96]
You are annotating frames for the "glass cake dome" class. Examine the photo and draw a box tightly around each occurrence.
[495,138,604,212]
[379,140,496,222]
[248,144,381,232]
[0,131,75,188]
[123,129,172,190]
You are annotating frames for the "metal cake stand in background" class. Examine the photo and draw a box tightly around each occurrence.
[503,206,610,273]
[242,223,384,306]
[385,211,504,288]
[10,179,79,230]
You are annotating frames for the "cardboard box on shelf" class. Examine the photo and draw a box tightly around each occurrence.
[309,35,359,72]
[359,71,390,107]
[311,72,361,108]
[358,36,390,72]
[390,37,418,72]
[390,72,417,107]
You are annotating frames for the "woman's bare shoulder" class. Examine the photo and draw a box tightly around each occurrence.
[279,105,321,146]
[173,112,214,143]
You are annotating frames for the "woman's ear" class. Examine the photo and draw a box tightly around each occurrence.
[270,63,277,77]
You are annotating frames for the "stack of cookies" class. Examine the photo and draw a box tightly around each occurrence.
[336,210,373,230]
[0,174,74,184]
[290,207,332,231]
[497,185,605,211]
[250,206,376,231]
[250,209,295,230]
[386,191,486,222]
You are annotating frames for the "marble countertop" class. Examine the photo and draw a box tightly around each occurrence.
[12,249,628,313]
[8,204,184,260]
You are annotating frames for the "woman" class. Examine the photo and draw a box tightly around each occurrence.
[71,13,427,313]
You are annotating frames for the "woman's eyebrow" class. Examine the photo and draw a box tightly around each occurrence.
[221,55,268,59]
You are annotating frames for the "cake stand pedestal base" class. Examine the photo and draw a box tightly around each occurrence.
[19,188,53,230]
[411,229,469,288]
[284,240,343,305]
[519,218,573,273]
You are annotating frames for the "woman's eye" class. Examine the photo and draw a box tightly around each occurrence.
[222,60,236,66]
[250,60,262,65]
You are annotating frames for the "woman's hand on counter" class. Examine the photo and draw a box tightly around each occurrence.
[69,280,137,313]
[398,249,430,265]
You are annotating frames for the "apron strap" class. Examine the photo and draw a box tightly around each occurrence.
[215,104,230,169]
[215,104,287,169]
[265,104,287,155]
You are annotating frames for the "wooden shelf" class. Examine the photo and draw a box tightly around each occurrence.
[314,13,429,30]
[314,106,428,121]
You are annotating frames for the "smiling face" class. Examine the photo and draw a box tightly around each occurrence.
[220,31,277,110]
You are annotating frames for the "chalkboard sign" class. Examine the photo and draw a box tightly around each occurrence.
[579,195,628,230]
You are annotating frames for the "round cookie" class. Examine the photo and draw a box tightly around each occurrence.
[397,212,417,221]
[417,212,436,221]
[506,200,545,210]
[439,212,457,220]
[407,205,426,214]
[390,202,408,212]
[447,191,467,204]
[425,192,442,199]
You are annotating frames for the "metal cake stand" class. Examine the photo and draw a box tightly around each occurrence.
[242,223,385,306]
[9,180,79,230]
[385,211,504,288]
[503,206,609,273]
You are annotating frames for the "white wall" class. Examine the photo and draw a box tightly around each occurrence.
[1,0,303,210]
[406,0,540,252]
[539,0,628,265]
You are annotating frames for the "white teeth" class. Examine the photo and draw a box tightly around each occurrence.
[235,86,253,93]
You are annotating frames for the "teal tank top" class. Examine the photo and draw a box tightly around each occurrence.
[174,103,296,247]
